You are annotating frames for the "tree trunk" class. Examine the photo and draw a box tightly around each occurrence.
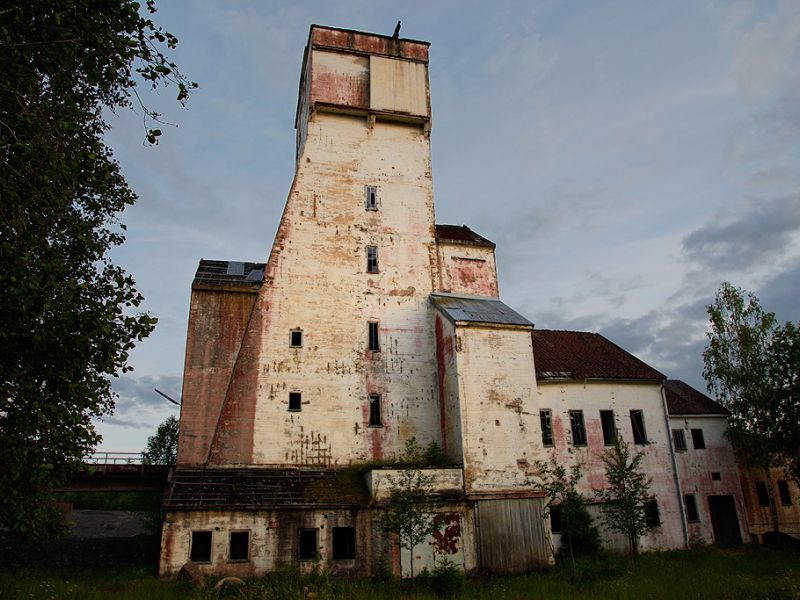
[764,467,780,534]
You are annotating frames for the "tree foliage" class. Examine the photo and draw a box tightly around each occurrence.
[0,0,194,536]
[141,414,179,465]
[595,436,653,555]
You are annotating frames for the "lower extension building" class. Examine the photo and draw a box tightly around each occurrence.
[159,24,796,577]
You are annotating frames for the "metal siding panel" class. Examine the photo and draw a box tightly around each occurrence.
[477,498,548,573]
[370,56,428,116]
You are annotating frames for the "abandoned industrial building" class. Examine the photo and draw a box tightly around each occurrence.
[159,24,799,577]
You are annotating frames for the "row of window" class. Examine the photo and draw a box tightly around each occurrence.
[287,391,383,427]
[539,409,648,447]
[671,428,705,451]
[189,527,357,564]
[755,480,794,507]
[290,322,381,351]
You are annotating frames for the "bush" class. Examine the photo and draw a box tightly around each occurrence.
[558,497,601,559]
[429,558,465,598]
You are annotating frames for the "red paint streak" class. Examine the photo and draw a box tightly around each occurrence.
[431,513,461,555]
[450,259,498,297]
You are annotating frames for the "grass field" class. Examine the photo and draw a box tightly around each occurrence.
[0,544,797,599]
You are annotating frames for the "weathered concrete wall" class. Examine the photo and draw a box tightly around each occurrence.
[739,465,800,539]
[535,382,685,552]
[365,467,463,501]
[310,50,369,111]
[434,242,499,297]
[434,313,463,462]
[400,505,477,577]
[670,415,749,544]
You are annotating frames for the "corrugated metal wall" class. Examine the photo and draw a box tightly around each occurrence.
[476,498,549,573]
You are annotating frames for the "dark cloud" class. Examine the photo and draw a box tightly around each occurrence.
[758,258,800,323]
[105,373,182,430]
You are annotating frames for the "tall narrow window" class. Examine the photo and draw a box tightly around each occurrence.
[368,322,380,351]
[549,507,562,533]
[229,531,250,562]
[600,410,616,445]
[684,494,699,522]
[569,410,587,446]
[630,410,647,444]
[691,428,706,449]
[645,498,661,527]
[539,409,553,446]
[672,429,687,451]
[332,527,356,559]
[289,392,302,411]
[365,185,378,210]
[190,531,212,562]
[290,329,303,348]
[778,480,793,506]
[369,395,382,427]
[366,246,379,273]
[298,529,318,560]
[756,481,770,507]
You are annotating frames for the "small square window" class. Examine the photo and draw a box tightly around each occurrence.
[672,429,687,452]
[691,428,706,449]
[756,481,770,507]
[368,322,380,352]
[549,507,562,533]
[298,528,318,561]
[366,246,379,273]
[369,395,382,427]
[365,186,378,210]
[229,531,250,562]
[190,531,212,563]
[600,410,616,446]
[290,329,303,347]
[777,480,792,506]
[539,409,554,446]
[684,494,699,522]
[645,498,661,528]
[569,410,587,446]
[630,410,648,445]
[289,392,302,411]
[332,527,356,560]
[711,471,721,481]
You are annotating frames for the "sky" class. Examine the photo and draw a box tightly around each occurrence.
[98,0,800,452]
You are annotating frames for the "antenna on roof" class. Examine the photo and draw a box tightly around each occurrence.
[392,20,401,39]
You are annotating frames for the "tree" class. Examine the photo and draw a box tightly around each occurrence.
[703,282,800,531]
[595,435,653,555]
[0,1,195,536]
[142,415,179,465]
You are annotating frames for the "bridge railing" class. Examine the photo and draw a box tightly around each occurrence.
[85,451,144,465]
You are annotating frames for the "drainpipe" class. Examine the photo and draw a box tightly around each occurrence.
[662,383,690,549]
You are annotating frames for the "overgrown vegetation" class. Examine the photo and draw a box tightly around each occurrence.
[141,415,179,465]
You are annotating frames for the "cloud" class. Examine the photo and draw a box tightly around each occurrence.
[104,373,182,430]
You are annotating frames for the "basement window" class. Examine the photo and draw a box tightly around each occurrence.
[368,321,380,352]
[229,531,250,562]
[630,410,648,445]
[569,410,587,446]
[332,527,356,560]
[290,329,303,348]
[600,410,616,446]
[711,472,721,481]
[756,481,770,507]
[691,428,706,449]
[366,246,379,273]
[289,392,302,412]
[778,480,792,506]
[645,498,661,528]
[365,185,378,210]
[369,395,382,427]
[190,531,212,563]
[539,409,553,446]
[684,494,699,522]
[549,507,562,533]
[672,429,687,452]
[298,528,318,561]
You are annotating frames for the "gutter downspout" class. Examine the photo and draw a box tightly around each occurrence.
[662,383,690,549]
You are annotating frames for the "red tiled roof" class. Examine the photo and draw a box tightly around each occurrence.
[531,330,665,382]
[664,379,728,415]
[435,224,495,248]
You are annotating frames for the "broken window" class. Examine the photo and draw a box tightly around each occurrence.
[368,322,380,351]
[645,498,661,528]
[190,531,212,563]
[569,410,587,446]
[778,480,792,506]
[691,428,706,449]
[229,531,250,562]
[630,410,647,445]
[366,246,379,273]
[549,507,562,533]
[600,410,616,446]
[290,329,303,347]
[369,395,382,427]
[756,481,770,507]
[711,472,721,481]
[365,185,378,210]
[289,392,302,411]
[672,429,687,452]
[539,409,553,446]
[332,527,356,560]
[684,494,699,522]
[298,528,318,560]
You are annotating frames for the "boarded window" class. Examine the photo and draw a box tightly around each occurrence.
[332,527,356,560]
[691,428,706,449]
[711,472,721,481]
[549,507,562,533]
[778,480,792,506]
[190,531,212,562]
[298,529,318,560]
[630,410,647,445]
[366,246,379,273]
[369,395,382,427]
[290,329,303,347]
[229,531,249,562]
[365,185,378,210]
[684,494,699,522]
[600,410,616,445]
[289,392,302,411]
[645,498,661,527]
[756,481,770,507]
[569,410,587,446]
[368,322,380,351]
[539,409,553,446]
[672,429,687,451]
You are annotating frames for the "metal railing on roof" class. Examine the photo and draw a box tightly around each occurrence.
[85,451,143,465]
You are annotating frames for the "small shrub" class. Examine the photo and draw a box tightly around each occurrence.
[423,441,448,466]
[430,558,465,598]
[558,498,601,559]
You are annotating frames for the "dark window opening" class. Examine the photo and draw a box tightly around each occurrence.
[290,329,303,347]
[369,395,382,427]
[711,472,721,481]
[368,322,380,351]
[756,481,770,507]
[778,480,792,506]
[367,246,379,273]
[289,392,302,411]
[190,531,212,562]
[332,527,356,560]
[645,498,661,528]
[365,185,378,210]
[691,428,706,449]
[672,429,687,451]
[684,494,699,522]
[229,531,249,562]
[298,529,318,561]
[549,507,562,533]
[630,410,648,445]
[540,409,553,446]
[569,410,587,446]
[600,410,616,446]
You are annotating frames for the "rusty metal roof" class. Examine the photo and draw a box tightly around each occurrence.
[431,293,533,327]
[664,379,728,416]
[193,260,266,289]
[531,330,665,382]
[435,224,496,248]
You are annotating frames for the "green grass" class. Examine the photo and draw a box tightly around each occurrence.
[0,545,797,600]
